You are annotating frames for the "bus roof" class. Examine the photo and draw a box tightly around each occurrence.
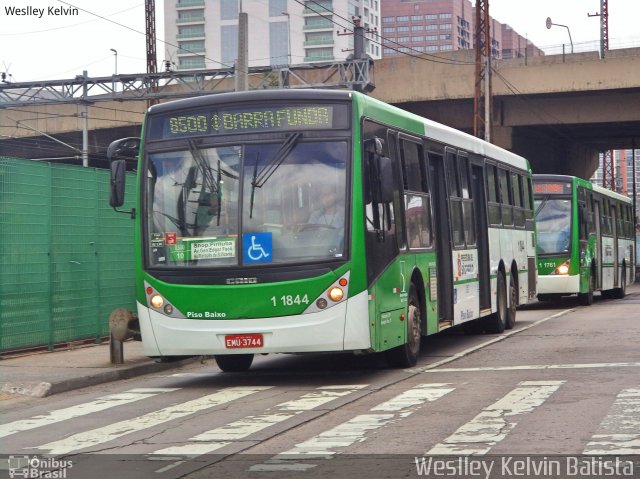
[533,174,632,203]
[147,89,529,171]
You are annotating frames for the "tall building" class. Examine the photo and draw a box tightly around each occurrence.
[164,0,381,71]
[379,0,543,60]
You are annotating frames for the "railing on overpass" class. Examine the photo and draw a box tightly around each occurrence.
[0,59,374,108]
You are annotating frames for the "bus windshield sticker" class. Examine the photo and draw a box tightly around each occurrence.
[168,237,236,261]
[243,232,273,264]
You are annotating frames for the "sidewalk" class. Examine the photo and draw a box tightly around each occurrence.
[0,341,197,398]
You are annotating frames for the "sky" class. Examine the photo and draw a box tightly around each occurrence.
[1,0,640,83]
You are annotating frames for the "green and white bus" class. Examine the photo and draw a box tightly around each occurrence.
[108,89,537,371]
[534,174,635,305]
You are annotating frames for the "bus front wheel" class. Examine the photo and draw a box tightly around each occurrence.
[386,285,422,368]
[578,273,594,306]
[215,354,254,372]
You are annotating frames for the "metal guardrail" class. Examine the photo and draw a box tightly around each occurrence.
[0,60,375,108]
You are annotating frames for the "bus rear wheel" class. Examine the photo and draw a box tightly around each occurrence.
[386,285,422,368]
[505,274,517,329]
[484,271,507,334]
[215,354,254,372]
[613,267,627,299]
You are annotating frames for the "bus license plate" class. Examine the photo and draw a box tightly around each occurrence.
[225,334,264,349]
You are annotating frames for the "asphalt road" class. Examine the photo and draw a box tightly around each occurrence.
[1,289,639,479]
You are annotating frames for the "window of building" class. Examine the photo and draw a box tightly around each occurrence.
[411,36,424,42]
[397,36,410,43]
[411,25,424,31]
[383,16,395,23]
[397,16,409,22]
[411,15,422,21]
[426,24,438,31]
[178,40,205,54]
[269,21,288,65]
[383,27,395,33]
[268,0,287,16]
[426,45,438,51]
[397,26,410,32]
[220,0,238,20]
[426,35,437,41]
[440,34,451,40]
[425,14,437,20]
[439,13,452,19]
[179,57,206,69]
[221,25,238,64]
[440,23,451,30]
[178,25,205,38]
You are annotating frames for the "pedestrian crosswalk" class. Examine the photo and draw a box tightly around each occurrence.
[3,377,639,471]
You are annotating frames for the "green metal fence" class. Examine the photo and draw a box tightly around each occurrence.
[0,158,136,353]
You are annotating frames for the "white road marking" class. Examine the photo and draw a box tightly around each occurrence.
[427,380,565,455]
[150,385,368,473]
[250,383,454,472]
[34,386,270,455]
[407,309,574,374]
[584,388,640,455]
[422,362,640,373]
[0,388,178,439]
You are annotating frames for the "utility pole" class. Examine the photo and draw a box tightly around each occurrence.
[145,0,158,106]
[235,10,249,91]
[588,0,609,58]
[602,150,615,191]
[474,0,491,142]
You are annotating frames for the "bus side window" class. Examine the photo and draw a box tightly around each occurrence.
[459,154,476,246]
[446,149,464,247]
[512,173,525,228]
[578,202,588,240]
[498,167,513,226]
[486,163,501,225]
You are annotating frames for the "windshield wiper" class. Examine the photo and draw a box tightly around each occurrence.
[251,132,302,189]
[248,132,302,218]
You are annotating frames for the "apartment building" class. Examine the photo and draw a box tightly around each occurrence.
[164,0,381,70]
[380,0,542,60]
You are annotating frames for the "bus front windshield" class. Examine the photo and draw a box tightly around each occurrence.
[146,139,348,268]
[535,197,572,255]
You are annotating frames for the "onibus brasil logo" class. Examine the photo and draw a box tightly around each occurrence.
[8,455,73,478]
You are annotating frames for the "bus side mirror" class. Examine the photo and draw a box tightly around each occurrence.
[377,156,394,203]
[110,159,126,208]
[107,137,140,163]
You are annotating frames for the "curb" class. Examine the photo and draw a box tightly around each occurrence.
[1,358,198,398]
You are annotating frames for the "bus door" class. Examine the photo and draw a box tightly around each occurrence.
[611,202,619,288]
[471,163,491,310]
[429,151,454,324]
[593,198,603,288]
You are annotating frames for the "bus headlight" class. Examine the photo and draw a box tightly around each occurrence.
[554,260,570,275]
[328,287,344,302]
[150,294,164,309]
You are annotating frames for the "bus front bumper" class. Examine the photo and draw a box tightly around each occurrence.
[137,290,371,357]
[537,274,580,295]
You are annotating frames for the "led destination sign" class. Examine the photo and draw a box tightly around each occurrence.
[148,104,347,140]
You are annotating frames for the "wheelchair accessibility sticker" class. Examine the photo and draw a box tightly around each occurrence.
[243,232,273,263]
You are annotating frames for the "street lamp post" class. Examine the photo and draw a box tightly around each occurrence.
[282,12,291,65]
[546,17,573,54]
[110,48,118,93]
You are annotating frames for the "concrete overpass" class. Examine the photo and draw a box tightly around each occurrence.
[2,47,640,176]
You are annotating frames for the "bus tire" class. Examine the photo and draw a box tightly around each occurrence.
[578,273,594,306]
[505,273,517,329]
[484,271,507,334]
[215,354,254,372]
[613,267,627,299]
[386,284,422,368]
